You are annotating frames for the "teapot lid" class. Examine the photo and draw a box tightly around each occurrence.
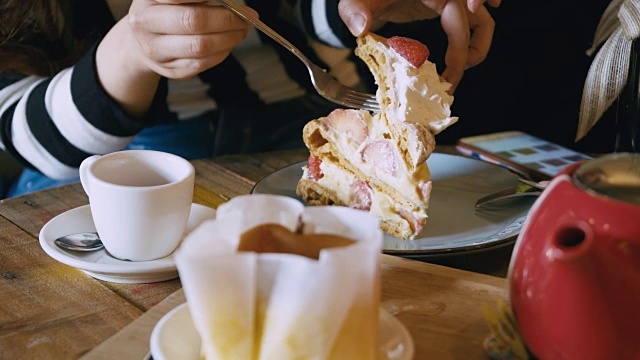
[573,153,640,205]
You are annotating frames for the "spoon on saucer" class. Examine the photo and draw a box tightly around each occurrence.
[54,232,104,252]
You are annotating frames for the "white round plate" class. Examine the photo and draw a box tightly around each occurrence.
[39,203,216,283]
[151,303,414,360]
[252,153,535,254]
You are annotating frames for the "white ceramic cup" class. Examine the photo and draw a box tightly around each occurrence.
[79,150,195,261]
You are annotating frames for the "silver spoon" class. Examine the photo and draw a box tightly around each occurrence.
[54,232,104,252]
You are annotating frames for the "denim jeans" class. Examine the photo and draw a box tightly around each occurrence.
[5,93,337,198]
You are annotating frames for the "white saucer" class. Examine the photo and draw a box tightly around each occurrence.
[151,303,414,360]
[39,203,216,284]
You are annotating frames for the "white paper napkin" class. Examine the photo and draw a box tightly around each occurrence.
[175,194,383,359]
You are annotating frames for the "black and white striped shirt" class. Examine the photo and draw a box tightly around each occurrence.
[0,0,363,180]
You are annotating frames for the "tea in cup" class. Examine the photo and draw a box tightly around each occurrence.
[79,150,195,261]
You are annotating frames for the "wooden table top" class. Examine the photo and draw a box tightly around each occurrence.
[0,148,510,359]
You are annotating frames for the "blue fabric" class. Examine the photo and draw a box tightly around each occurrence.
[8,168,78,197]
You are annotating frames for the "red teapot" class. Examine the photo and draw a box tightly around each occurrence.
[509,153,640,359]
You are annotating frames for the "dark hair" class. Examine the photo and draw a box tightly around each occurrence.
[0,0,95,76]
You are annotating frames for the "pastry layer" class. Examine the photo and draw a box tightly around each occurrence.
[297,159,426,240]
[303,110,432,210]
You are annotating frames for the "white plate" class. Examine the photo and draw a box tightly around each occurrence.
[252,153,535,254]
[151,303,414,360]
[39,203,216,283]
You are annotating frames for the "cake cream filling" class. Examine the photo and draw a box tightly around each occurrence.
[369,40,458,134]
[323,111,430,206]
[304,161,427,225]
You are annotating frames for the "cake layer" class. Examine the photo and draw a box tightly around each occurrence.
[302,110,432,209]
[297,155,426,239]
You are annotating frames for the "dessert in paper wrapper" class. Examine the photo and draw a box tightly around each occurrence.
[175,194,383,359]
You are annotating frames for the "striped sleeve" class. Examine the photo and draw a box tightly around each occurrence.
[0,45,145,180]
[298,0,357,49]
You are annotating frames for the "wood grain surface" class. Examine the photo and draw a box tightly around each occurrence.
[0,215,142,359]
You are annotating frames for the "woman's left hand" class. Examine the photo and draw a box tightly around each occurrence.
[338,0,497,91]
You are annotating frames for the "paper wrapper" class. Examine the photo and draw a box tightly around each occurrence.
[175,194,383,360]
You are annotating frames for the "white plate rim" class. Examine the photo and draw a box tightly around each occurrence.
[150,302,415,360]
[38,203,216,275]
[252,153,534,255]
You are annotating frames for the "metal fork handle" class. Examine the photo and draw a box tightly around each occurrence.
[217,0,312,67]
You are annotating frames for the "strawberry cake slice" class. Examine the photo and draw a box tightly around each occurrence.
[296,33,457,239]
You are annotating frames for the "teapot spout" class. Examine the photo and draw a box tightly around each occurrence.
[549,223,592,262]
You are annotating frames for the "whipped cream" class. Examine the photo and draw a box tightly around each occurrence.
[369,40,458,134]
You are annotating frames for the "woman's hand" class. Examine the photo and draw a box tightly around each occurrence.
[127,0,253,79]
[338,0,498,91]
[96,0,253,117]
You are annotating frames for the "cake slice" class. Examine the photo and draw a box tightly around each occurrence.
[296,33,457,239]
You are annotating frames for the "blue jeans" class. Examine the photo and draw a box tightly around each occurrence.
[5,94,336,198]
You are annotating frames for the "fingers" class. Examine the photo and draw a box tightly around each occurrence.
[130,2,253,35]
[466,5,494,68]
[467,0,500,13]
[439,0,469,91]
[128,0,253,79]
[143,30,248,63]
[338,0,372,37]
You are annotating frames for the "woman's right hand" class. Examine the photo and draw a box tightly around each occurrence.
[127,0,253,79]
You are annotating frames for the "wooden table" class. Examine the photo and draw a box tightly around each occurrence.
[0,149,509,359]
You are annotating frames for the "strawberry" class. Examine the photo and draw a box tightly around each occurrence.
[352,180,372,211]
[388,36,430,68]
[361,140,398,176]
[323,109,369,146]
[398,209,426,237]
[307,155,323,181]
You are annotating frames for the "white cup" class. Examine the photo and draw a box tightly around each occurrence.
[79,150,195,261]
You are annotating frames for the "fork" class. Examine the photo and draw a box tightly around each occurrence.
[217,0,380,112]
